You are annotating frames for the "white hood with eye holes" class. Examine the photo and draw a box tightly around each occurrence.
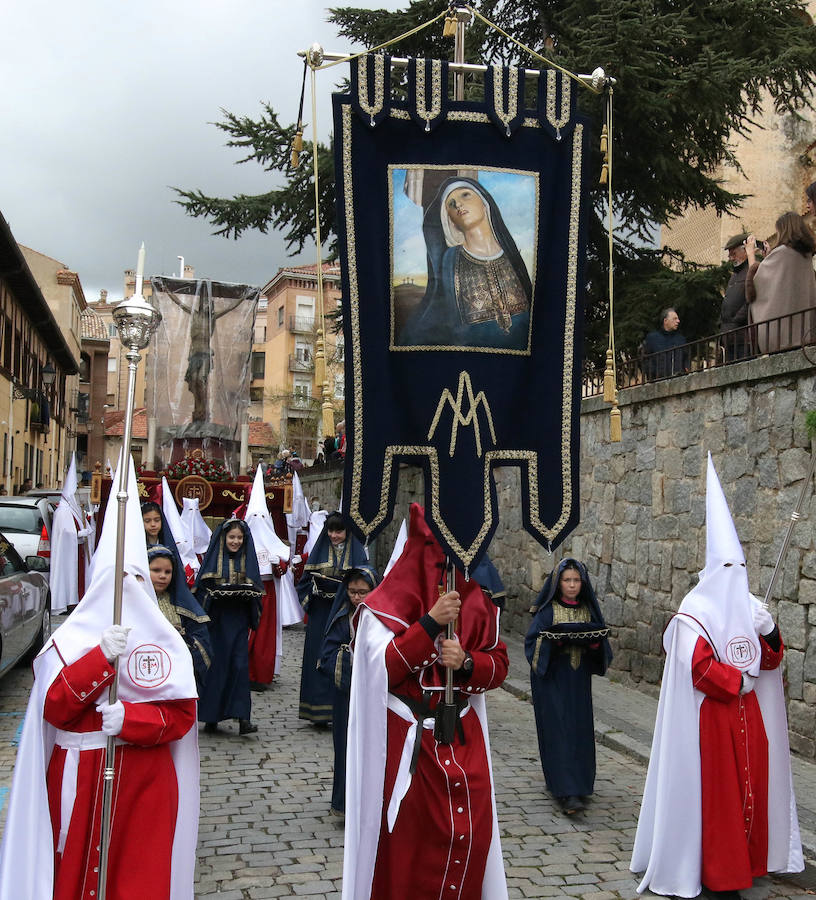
[673,453,760,676]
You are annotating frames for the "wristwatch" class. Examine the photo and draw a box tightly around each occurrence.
[460,651,474,675]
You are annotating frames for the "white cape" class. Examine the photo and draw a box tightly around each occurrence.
[180,497,211,555]
[342,608,507,900]
[162,477,200,580]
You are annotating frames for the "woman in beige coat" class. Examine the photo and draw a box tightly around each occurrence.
[746,211,816,352]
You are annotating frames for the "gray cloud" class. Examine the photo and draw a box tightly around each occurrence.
[2,0,402,300]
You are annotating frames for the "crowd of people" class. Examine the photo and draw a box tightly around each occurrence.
[641,184,816,380]
[0,453,805,900]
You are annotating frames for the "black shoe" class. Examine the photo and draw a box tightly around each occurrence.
[249,681,269,692]
[238,719,258,735]
[703,891,741,900]
[558,795,585,815]
[203,722,219,734]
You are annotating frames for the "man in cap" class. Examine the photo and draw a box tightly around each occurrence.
[631,454,803,899]
[721,233,751,360]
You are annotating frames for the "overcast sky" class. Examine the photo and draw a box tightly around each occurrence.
[2,0,404,302]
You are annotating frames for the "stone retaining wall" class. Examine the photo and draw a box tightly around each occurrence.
[301,348,816,757]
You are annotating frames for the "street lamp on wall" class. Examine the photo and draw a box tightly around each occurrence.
[41,361,56,388]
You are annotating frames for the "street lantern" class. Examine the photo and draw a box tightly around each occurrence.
[41,361,56,387]
[111,293,161,351]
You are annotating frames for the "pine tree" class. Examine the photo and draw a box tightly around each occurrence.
[174,0,816,364]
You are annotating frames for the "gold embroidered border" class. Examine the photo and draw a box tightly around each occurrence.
[492,65,519,133]
[415,58,443,126]
[357,55,386,122]
[387,161,538,354]
[343,98,584,561]
[546,71,571,132]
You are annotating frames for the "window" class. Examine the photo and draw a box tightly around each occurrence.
[108,357,117,372]
[334,374,345,399]
[335,336,345,362]
[79,352,90,383]
[108,324,118,338]
[251,352,265,380]
[250,386,264,402]
[295,340,312,362]
[254,324,267,344]
[278,306,284,327]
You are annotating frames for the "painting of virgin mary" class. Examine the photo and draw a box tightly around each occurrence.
[397,175,533,350]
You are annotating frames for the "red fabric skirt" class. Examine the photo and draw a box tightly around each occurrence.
[47,743,178,900]
[248,579,278,684]
[370,706,493,900]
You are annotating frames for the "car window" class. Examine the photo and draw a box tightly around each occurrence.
[0,506,42,534]
[0,538,25,575]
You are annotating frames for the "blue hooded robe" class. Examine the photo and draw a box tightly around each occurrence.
[196,519,263,723]
[296,519,368,724]
[525,558,612,799]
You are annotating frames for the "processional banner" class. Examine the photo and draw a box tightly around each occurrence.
[334,54,590,570]
[148,278,259,471]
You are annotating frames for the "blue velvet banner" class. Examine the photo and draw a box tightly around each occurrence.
[334,55,590,571]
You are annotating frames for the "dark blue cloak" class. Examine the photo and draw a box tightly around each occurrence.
[195,519,263,724]
[524,558,612,799]
[296,521,369,724]
[319,564,379,814]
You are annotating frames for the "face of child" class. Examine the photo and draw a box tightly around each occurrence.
[225,526,244,553]
[346,577,371,607]
[559,568,582,601]
[149,557,174,593]
[328,527,347,547]
[143,510,162,539]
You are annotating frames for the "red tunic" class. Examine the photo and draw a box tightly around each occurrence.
[369,619,508,900]
[248,560,287,683]
[692,632,784,892]
[44,647,196,900]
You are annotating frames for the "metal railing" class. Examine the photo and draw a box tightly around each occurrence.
[583,306,816,397]
[289,354,312,373]
[288,316,316,333]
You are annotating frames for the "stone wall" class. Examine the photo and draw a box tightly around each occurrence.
[301,347,816,757]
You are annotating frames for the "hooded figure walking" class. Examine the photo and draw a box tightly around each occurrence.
[631,454,803,899]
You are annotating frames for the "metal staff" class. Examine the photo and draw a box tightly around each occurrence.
[434,557,459,743]
[97,254,161,900]
[432,8,470,747]
[763,447,816,608]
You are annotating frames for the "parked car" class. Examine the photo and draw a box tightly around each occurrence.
[0,531,50,678]
[0,496,53,575]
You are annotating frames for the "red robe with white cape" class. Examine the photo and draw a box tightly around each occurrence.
[0,457,200,900]
[342,505,508,900]
[631,597,802,897]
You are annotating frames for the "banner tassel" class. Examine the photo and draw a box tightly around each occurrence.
[603,349,615,402]
[610,398,622,443]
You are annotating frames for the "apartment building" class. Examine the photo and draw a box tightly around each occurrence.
[0,213,79,489]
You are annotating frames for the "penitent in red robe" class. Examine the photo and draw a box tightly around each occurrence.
[691,632,784,892]
[369,617,508,900]
[44,647,196,900]
[248,560,288,684]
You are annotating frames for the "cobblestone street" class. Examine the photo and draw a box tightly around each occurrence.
[0,621,811,898]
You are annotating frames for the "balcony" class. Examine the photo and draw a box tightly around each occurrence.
[284,392,316,419]
[289,316,316,334]
[289,354,313,373]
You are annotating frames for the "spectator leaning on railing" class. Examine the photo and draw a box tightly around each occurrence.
[745,212,816,353]
[641,308,688,379]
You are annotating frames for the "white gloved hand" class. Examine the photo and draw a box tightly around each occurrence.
[753,605,775,636]
[740,673,758,696]
[100,625,131,662]
[96,700,125,736]
[270,556,280,566]
[291,555,302,565]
